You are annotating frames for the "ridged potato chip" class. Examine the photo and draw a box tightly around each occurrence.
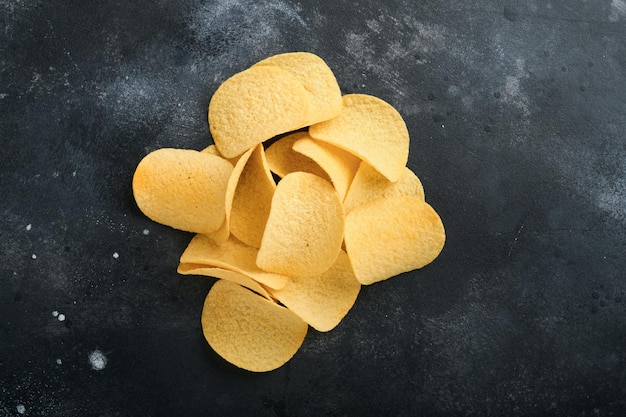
[309,94,409,182]
[265,132,331,181]
[343,161,425,213]
[344,196,445,285]
[132,148,232,234]
[257,171,344,277]
[208,65,311,158]
[268,250,360,332]
[177,264,272,299]
[253,52,342,124]
[201,280,308,372]
[292,134,361,200]
[180,234,290,290]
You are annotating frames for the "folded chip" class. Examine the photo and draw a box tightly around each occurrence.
[309,94,409,182]
[265,132,331,181]
[201,280,308,372]
[180,234,290,290]
[257,171,344,277]
[343,161,425,213]
[253,52,342,125]
[292,134,361,200]
[268,250,360,332]
[177,264,272,300]
[132,148,232,234]
[224,144,276,248]
[344,196,445,285]
[209,65,312,158]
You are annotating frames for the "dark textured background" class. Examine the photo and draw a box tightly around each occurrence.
[2,0,626,415]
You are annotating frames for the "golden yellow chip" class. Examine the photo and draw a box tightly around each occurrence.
[343,161,425,213]
[268,250,360,332]
[292,134,361,200]
[253,52,342,124]
[201,144,239,166]
[309,94,409,182]
[257,172,344,277]
[264,132,331,181]
[229,144,276,248]
[208,65,311,158]
[180,234,290,290]
[201,280,308,372]
[177,264,272,300]
[344,196,445,285]
[132,148,233,234]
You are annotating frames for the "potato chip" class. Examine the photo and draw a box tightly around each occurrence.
[344,196,445,285]
[264,132,331,181]
[208,65,311,158]
[229,144,276,248]
[343,161,425,213]
[253,52,342,124]
[268,250,360,332]
[292,134,361,200]
[132,148,233,234]
[308,94,409,182]
[201,144,239,166]
[180,234,290,290]
[202,280,308,372]
[177,264,272,299]
[257,171,344,277]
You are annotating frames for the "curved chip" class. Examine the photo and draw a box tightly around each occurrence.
[201,280,308,372]
[292,134,361,200]
[132,148,233,234]
[344,196,445,285]
[308,94,409,182]
[177,264,272,299]
[265,132,331,181]
[180,234,290,290]
[268,250,360,332]
[343,162,425,213]
[253,52,342,124]
[257,172,344,277]
[208,65,312,158]
[223,144,275,247]
[229,144,276,248]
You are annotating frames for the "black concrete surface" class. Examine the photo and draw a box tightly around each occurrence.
[1,0,626,415]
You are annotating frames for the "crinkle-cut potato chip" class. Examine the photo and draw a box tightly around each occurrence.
[229,144,276,248]
[253,52,342,124]
[343,161,425,213]
[268,250,360,332]
[208,65,312,158]
[180,234,290,290]
[132,148,233,234]
[177,264,272,300]
[202,280,308,372]
[257,171,344,277]
[309,94,409,182]
[265,132,331,181]
[292,134,361,200]
[344,196,445,285]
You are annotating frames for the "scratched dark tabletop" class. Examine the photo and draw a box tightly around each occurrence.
[2,0,626,416]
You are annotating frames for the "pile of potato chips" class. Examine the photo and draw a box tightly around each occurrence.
[132,52,445,372]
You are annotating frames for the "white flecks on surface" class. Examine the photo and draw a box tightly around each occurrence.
[56,358,62,365]
[17,404,26,414]
[142,228,150,235]
[26,223,32,231]
[0,92,8,99]
[31,254,37,259]
[57,313,66,322]
[112,252,119,259]
[88,350,108,371]
[52,311,59,317]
